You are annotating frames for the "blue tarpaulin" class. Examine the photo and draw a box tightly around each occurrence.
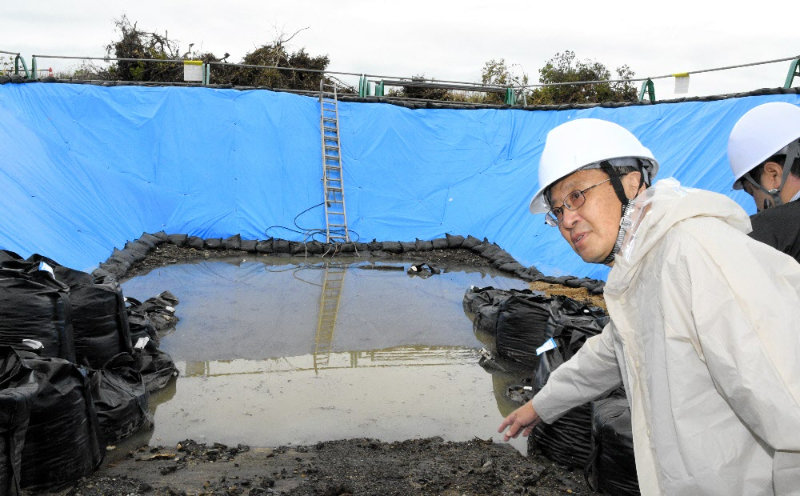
[1,82,797,280]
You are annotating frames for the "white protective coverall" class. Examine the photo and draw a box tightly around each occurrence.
[530,178,800,495]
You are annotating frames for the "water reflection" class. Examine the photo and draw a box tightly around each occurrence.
[120,256,529,453]
[181,346,480,378]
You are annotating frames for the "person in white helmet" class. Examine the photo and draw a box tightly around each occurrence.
[727,101,800,262]
[497,118,800,495]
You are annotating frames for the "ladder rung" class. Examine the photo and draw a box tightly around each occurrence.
[324,145,339,150]
[327,186,343,191]
[323,126,337,132]
[327,199,343,204]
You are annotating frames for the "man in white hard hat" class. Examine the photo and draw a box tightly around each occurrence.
[497,118,800,495]
[727,101,800,262]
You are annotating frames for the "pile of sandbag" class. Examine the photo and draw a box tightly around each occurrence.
[463,286,639,495]
[0,250,179,494]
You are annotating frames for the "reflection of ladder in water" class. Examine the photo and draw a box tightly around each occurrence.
[319,81,351,243]
[314,264,346,371]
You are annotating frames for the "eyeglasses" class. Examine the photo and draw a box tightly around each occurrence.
[545,178,611,227]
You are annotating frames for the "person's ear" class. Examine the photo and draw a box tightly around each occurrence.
[762,161,783,190]
[621,171,644,199]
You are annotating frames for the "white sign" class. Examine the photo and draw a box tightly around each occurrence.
[184,61,203,82]
[674,73,690,94]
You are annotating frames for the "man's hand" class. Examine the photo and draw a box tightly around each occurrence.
[497,401,541,441]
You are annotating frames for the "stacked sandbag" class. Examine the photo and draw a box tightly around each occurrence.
[0,346,38,496]
[88,352,152,445]
[10,349,104,491]
[0,252,75,362]
[125,292,180,393]
[462,286,513,345]
[494,292,552,367]
[27,254,132,369]
[527,295,610,470]
[586,395,640,495]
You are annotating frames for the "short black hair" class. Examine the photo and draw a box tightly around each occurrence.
[746,153,800,187]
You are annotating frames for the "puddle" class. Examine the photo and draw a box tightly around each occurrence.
[120,256,531,454]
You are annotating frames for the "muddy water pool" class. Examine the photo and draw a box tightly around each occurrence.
[120,255,531,454]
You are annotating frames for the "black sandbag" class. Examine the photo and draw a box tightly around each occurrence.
[414,238,433,251]
[205,238,223,249]
[525,295,613,470]
[0,347,37,496]
[28,254,133,369]
[187,236,205,250]
[152,231,170,242]
[367,239,382,251]
[306,240,325,255]
[223,234,241,250]
[400,241,417,252]
[0,262,75,362]
[0,250,23,264]
[124,240,151,261]
[126,299,160,347]
[461,235,482,249]
[18,353,104,491]
[445,233,465,248]
[431,237,448,250]
[126,291,179,334]
[382,241,402,254]
[273,239,291,253]
[135,343,178,394]
[462,286,518,343]
[255,239,274,253]
[136,233,162,248]
[338,242,356,253]
[494,292,552,367]
[109,247,138,266]
[586,395,639,495]
[529,402,594,469]
[290,242,306,255]
[497,262,525,274]
[89,353,152,445]
[480,243,503,260]
[240,239,258,252]
[166,233,187,246]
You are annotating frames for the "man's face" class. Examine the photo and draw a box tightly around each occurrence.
[549,169,623,264]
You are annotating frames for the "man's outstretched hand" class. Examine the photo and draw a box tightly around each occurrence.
[497,401,541,441]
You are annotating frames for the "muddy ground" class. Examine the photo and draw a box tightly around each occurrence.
[34,244,603,496]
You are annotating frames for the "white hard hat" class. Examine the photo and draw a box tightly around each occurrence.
[727,101,800,189]
[529,118,659,214]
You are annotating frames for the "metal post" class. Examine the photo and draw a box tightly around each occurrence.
[30,55,37,80]
[14,54,30,78]
[639,78,655,103]
[358,75,366,97]
[375,81,384,96]
[784,58,800,88]
[504,87,516,105]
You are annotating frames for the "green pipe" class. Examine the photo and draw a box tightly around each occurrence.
[784,59,800,88]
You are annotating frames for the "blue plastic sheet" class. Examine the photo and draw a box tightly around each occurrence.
[1,82,797,279]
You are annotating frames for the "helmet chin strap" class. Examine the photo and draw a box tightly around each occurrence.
[743,140,800,210]
[599,161,645,265]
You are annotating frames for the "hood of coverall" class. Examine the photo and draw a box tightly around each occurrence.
[604,177,752,294]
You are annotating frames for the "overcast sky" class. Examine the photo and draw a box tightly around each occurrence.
[2,0,799,100]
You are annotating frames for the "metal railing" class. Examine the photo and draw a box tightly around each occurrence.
[3,50,799,104]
